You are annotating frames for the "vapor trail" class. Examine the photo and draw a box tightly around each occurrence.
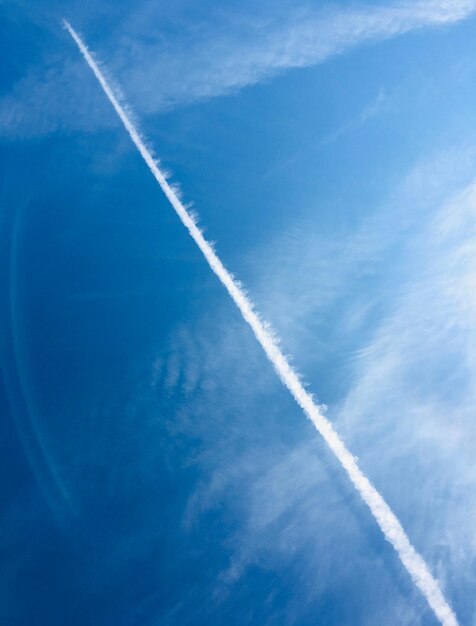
[63,20,458,626]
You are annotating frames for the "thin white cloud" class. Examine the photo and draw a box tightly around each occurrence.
[150,145,476,623]
[333,182,476,616]
[64,20,459,625]
[124,0,475,114]
[1,0,476,137]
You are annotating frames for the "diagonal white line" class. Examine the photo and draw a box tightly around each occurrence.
[63,20,459,626]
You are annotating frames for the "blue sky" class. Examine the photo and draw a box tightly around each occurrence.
[1,1,476,625]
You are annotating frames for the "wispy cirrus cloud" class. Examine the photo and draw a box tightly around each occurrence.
[1,0,476,138]
[332,183,476,624]
[156,145,476,623]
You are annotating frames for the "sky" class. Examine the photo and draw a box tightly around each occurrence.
[1,1,476,625]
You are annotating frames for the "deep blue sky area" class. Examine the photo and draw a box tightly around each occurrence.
[2,2,476,625]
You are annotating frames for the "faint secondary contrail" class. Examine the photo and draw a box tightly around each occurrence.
[63,20,458,626]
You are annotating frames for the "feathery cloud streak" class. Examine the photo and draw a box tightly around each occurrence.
[3,1,476,138]
[127,0,476,114]
[63,21,458,626]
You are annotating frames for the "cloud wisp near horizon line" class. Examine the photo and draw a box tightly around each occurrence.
[63,20,459,626]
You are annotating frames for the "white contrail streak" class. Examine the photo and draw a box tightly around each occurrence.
[63,20,458,626]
